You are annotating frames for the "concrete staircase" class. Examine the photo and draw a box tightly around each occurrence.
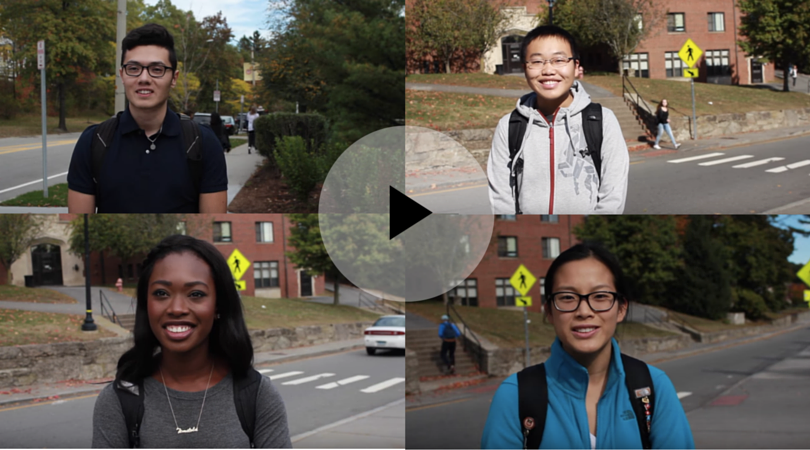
[408,328,479,378]
[597,96,653,145]
[117,314,136,331]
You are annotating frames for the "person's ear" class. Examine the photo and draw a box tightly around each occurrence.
[617,300,628,323]
[170,68,179,89]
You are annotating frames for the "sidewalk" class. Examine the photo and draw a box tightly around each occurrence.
[291,398,405,448]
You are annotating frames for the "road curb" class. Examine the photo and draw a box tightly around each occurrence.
[254,342,366,367]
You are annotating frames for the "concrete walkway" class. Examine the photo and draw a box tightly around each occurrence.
[0,286,135,317]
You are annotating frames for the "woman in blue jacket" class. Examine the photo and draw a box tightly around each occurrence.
[481,243,694,449]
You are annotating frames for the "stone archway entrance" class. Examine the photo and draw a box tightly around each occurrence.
[31,243,63,286]
[501,35,524,74]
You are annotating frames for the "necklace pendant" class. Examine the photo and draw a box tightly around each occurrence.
[150,143,156,150]
[177,426,198,434]
[145,149,150,154]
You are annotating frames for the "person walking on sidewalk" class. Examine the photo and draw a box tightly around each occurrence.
[92,235,291,448]
[439,315,461,374]
[247,106,260,154]
[481,243,694,449]
[791,65,799,87]
[653,99,681,150]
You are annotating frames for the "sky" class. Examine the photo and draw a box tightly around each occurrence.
[142,0,276,44]
[774,215,810,266]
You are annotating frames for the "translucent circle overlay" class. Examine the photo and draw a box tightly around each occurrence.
[319,126,494,302]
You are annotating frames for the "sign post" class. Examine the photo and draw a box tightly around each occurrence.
[37,40,48,198]
[510,264,537,368]
[678,38,703,140]
[214,79,220,113]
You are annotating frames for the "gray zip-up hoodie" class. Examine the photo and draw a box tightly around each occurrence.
[487,81,629,214]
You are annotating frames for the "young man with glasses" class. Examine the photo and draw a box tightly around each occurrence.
[67,23,227,213]
[487,26,629,215]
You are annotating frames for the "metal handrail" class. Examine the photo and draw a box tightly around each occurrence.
[358,290,387,314]
[622,73,655,117]
[99,289,119,326]
[446,302,485,373]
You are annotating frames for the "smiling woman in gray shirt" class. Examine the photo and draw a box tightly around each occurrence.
[92,235,291,448]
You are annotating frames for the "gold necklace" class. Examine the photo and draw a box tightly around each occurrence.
[159,363,214,434]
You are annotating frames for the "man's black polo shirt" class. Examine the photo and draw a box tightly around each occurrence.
[68,107,227,212]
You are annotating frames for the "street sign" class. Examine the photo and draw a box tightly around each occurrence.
[235,280,246,291]
[516,296,532,307]
[213,90,221,102]
[797,260,810,287]
[227,249,251,281]
[510,264,536,297]
[241,95,245,104]
[678,39,703,68]
[683,68,699,78]
[37,40,45,70]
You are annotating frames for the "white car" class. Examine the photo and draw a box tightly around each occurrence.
[364,315,405,355]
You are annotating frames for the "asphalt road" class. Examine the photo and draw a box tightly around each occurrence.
[0,133,83,202]
[0,348,405,448]
[405,324,810,449]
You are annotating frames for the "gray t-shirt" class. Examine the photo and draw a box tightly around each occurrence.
[92,373,291,448]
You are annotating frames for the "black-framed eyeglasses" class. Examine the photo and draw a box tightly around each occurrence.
[549,291,620,312]
[122,63,174,78]
[525,57,575,70]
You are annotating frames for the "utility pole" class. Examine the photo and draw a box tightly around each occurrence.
[114,0,127,114]
[82,214,97,332]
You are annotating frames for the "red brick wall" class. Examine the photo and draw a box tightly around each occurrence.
[466,215,584,312]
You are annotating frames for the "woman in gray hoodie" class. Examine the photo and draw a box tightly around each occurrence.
[487,26,629,215]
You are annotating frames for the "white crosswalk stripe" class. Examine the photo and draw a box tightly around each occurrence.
[258,369,274,374]
[787,160,810,169]
[667,153,725,163]
[677,392,693,399]
[316,375,371,390]
[698,155,754,166]
[268,371,304,380]
[360,378,406,393]
[766,166,790,173]
[733,157,785,168]
[282,373,335,385]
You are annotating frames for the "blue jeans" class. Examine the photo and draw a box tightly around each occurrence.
[655,123,678,146]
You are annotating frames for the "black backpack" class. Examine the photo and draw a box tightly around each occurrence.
[441,322,458,339]
[113,368,264,448]
[507,102,603,214]
[90,111,203,208]
[517,353,654,450]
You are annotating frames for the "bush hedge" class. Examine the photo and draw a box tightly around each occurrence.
[255,113,328,166]
[274,136,345,202]
[730,288,768,321]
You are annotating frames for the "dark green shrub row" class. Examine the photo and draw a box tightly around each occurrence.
[255,113,328,166]
[274,136,344,201]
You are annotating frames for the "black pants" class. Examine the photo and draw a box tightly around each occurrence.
[248,130,256,148]
[440,340,456,368]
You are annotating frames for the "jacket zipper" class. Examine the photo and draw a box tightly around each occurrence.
[548,109,559,214]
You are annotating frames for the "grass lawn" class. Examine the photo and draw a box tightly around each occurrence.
[0,114,109,139]
[0,183,68,207]
[240,295,381,330]
[0,309,117,346]
[229,137,247,149]
[0,285,77,304]
[406,90,516,131]
[408,301,677,348]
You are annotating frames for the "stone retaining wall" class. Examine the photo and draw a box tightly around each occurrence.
[0,321,374,389]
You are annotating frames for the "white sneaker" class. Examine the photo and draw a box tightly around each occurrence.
[675,143,681,149]
[653,145,661,150]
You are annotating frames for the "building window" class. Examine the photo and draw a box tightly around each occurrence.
[498,215,517,221]
[706,49,731,77]
[542,237,560,259]
[540,215,559,223]
[708,13,725,32]
[254,261,279,288]
[496,278,516,307]
[622,53,649,78]
[213,222,232,242]
[665,52,686,78]
[255,222,274,243]
[498,236,518,257]
[667,13,685,32]
[453,279,478,306]
[176,221,187,235]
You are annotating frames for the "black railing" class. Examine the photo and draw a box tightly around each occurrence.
[621,73,656,135]
[358,290,387,314]
[446,302,485,373]
[99,289,119,326]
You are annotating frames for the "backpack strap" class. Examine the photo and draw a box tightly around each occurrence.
[179,116,203,203]
[90,112,124,204]
[507,109,528,214]
[621,353,654,450]
[233,368,263,448]
[581,102,603,187]
[113,379,145,449]
[517,363,547,450]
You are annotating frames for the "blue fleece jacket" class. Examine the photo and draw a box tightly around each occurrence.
[438,322,460,339]
[481,338,694,449]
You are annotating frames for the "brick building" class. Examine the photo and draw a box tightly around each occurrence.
[4,214,324,299]
[449,215,584,313]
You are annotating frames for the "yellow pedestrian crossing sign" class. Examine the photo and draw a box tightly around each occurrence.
[516,296,532,307]
[235,280,246,291]
[683,68,698,78]
[797,260,810,287]
[678,39,702,68]
[227,249,251,281]
[510,264,536,297]
[804,290,810,303]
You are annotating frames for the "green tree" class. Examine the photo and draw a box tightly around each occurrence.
[286,214,342,305]
[0,0,116,131]
[674,215,732,320]
[549,0,665,73]
[0,214,44,284]
[408,0,510,74]
[737,0,810,92]
[574,215,681,305]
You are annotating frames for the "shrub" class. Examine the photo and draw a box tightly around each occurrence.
[0,81,17,120]
[274,136,324,202]
[255,113,328,166]
[730,288,769,321]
